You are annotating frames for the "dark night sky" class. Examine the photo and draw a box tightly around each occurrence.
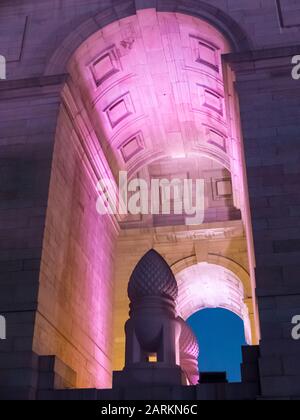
[187,308,247,382]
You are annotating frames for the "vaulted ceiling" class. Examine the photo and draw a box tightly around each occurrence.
[67,9,244,228]
[68,10,233,173]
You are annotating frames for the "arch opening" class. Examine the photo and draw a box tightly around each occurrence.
[35,8,258,389]
[187,308,247,383]
[176,262,252,346]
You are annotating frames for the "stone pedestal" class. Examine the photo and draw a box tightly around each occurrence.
[113,364,183,388]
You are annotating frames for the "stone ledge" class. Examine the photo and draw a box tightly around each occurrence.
[225,44,300,64]
[0,74,68,93]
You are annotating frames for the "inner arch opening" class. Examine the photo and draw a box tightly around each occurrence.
[187,308,247,383]
[176,262,252,345]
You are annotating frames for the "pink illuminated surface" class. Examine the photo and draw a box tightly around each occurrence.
[50,9,260,385]
[67,9,251,231]
[68,10,237,181]
[176,263,252,344]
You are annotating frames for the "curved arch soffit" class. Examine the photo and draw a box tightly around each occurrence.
[174,261,252,344]
[126,149,231,181]
[171,254,251,297]
[45,0,251,76]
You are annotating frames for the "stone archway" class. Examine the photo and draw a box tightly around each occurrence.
[44,0,251,76]
[171,254,251,296]
[34,7,257,389]
[175,262,252,345]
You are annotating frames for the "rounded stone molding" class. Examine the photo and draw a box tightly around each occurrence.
[171,253,251,297]
[177,317,200,360]
[177,316,200,385]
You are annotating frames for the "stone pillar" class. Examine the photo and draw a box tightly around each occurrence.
[227,46,300,398]
[0,75,66,398]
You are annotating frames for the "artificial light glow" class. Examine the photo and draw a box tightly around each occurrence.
[148,354,158,363]
[176,263,252,345]
[172,153,187,159]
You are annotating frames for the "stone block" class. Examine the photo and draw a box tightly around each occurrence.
[259,357,283,377]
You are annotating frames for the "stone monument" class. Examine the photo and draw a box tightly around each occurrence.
[113,249,183,387]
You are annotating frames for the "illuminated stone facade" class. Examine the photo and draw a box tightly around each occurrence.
[0,0,300,400]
